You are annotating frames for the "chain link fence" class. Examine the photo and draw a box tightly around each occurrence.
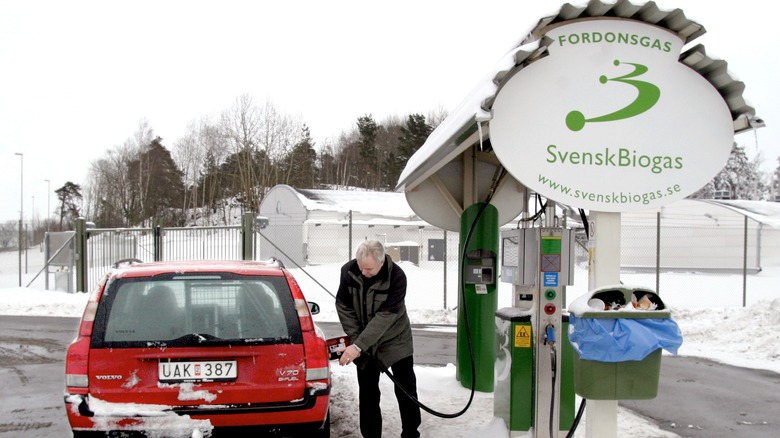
[76,211,774,309]
[84,225,244,290]
[263,213,773,311]
[620,212,769,308]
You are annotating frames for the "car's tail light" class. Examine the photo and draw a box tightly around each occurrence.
[285,271,330,389]
[304,332,330,392]
[306,366,330,381]
[287,271,315,332]
[294,299,315,332]
[65,294,100,393]
[306,326,331,379]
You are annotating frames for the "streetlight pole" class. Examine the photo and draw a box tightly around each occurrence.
[45,179,50,233]
[44,179,51,291]
[29,195,34,274]
[15,152,23,287]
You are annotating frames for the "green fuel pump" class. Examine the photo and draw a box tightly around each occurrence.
[495,222,576,438]
[456,202,499,392]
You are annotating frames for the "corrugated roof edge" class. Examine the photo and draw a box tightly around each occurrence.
[396,0,762,192]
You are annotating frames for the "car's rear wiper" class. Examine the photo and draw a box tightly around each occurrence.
[166,333,294,346]
[169,333,223,344]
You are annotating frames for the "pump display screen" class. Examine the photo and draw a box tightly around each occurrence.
[502,236,519,268]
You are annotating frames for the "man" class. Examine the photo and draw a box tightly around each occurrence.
[336,240,421,438]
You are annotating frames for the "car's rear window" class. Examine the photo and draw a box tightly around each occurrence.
[93,273,302,347]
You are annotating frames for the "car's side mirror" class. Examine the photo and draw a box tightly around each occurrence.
[308,302,320,315]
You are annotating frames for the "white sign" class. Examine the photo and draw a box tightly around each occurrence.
[490,19,733,212]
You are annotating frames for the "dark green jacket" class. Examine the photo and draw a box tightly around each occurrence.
[335,255,414,368]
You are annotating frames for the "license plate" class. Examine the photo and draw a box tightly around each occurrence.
[159,360,237,382]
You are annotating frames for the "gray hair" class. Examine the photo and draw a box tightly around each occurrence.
[355,240,385,264]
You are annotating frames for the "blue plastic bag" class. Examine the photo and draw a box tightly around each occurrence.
[568,314,683,362]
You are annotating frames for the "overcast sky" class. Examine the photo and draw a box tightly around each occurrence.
[1,0,777,225]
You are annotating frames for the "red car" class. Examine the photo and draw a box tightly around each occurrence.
[64,259,331,437]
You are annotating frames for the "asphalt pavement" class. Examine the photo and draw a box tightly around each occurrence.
[1,317,778,437]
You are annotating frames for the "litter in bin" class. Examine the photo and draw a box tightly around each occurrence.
[587,291,658,311]
[568,286,683,362]
[632,294,656,310]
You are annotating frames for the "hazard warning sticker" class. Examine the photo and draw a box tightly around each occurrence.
[514,325,531,348]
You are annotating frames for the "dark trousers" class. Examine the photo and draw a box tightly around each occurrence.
[356,355,421,438]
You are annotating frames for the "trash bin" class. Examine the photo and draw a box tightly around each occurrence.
[568,286,682,400]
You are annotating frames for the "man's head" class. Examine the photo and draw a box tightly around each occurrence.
[356,240,385,278]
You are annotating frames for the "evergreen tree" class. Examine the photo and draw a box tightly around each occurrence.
[55,181,83,229]
[127,137,187,226]
[388,113,432,188]
[691,143,767,200]
[198,150,223,213]
[356,114,379,188]
[283,125,318,188]
[317,143,338,187]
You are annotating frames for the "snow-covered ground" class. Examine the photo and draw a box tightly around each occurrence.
[1,248,778,437]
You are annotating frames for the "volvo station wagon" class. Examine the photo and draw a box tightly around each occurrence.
[64,259,331,437]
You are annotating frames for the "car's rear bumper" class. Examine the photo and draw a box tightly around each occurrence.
[65,385,330,432]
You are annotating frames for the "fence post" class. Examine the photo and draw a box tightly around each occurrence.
[153,225,163,261]
[242,212,254,261]
[348,210,353,262]
[443,229,448,309]
[75,218,87,293]
[44,232,50,291]
[742,215,748,307]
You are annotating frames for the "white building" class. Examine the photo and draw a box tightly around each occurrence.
[258,185,448,268]
[620,199,780,273]
[259,184,780,274]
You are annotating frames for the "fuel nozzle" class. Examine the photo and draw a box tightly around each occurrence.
[544,323,556,346]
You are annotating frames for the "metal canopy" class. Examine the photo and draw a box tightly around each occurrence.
[396,0,762,231]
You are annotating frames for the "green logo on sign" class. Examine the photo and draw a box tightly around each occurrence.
[566,60,660,131]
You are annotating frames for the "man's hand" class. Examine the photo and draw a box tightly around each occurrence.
[338,344,361,366]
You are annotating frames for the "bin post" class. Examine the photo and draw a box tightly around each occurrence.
[456,202,498,392]
[560,316,576,431]
[586,211,621,438]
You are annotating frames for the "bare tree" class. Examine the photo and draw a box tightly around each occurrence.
[86,142,135,227]
[84,121,156,227]
[130,121,156,224]
[173,120,207,220]
[255,98,305,201]
[218,95,305,214]
[426,105,448,130]
[200,122,230,223]
[0,220,17,249]
[219,94,264,214]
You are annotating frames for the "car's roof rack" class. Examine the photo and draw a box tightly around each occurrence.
[264,257,285,269]
[112,258,144,268]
